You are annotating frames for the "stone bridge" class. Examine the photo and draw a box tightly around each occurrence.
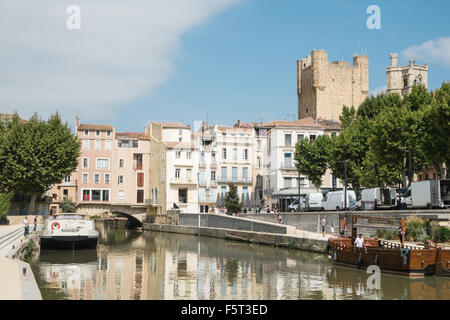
[111,210,147,228]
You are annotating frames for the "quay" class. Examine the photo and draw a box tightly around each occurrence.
[0,223,43,300]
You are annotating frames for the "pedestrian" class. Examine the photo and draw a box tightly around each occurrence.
[321,215,327,237]
[397,226,403,244]
[266,205,271,213]
[354,233,365,248]
[277,212,283,224]
[24,216,29,236]
[330,224,335,234]
[33,216,38,232]
[274,206,279,214]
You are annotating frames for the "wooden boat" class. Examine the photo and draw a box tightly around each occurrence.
[328,215,450,277]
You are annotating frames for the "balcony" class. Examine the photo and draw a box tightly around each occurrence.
[170,177,198,185]
[217,176,253,184]
[281,164,298,171]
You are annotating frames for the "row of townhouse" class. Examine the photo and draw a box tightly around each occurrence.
[49,117,343,215]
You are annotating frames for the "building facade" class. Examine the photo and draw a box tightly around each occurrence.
[386,52,428,96]
[297,49,369,121]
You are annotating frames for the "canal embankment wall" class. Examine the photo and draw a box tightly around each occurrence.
[142,224,329,253]
[0,225,42,300]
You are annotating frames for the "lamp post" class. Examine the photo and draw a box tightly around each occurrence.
[297,163,301,213]
[336,160,348,210]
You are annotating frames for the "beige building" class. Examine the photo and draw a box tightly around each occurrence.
[386,52,428,96]
[297,49,369,121]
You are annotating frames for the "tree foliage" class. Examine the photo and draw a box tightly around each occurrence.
[0,192,13,220]
[225,183,242,214]
[0,113,80,195]
[294,135,331,189]
[61,198,77,213]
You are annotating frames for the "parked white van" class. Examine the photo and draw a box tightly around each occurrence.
[321,190,356,211]
[305,192,324,211]
[360,187,397,210]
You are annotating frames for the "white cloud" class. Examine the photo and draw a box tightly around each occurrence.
[401,37,450,67]
[370,86,386,97]
[0,0,242,122]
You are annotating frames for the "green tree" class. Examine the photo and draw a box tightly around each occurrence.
[0,192,13,221]
[419,82,450,177]
[294,134,331,189]
[61,198,77,213]
[225,183,242,214]
[0,113,80,212]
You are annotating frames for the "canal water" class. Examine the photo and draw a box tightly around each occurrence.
[30,223,450,300]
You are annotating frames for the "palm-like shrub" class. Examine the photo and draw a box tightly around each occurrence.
[405,216,427,242]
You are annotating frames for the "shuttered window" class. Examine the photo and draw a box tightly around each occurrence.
[137,172,144,187]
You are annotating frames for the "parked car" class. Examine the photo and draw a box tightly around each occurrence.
[321,190,356,211]
[305,192,324,211]
[288,197,306,212]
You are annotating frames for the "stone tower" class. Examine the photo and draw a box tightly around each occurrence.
[297,49,369,121]
[386,53,428,96]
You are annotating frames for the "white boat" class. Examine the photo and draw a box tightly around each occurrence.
[40,213,99,250]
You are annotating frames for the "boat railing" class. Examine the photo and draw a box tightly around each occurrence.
[380,240,424,250]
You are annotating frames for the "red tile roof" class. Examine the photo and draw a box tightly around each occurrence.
[78,124,114,131]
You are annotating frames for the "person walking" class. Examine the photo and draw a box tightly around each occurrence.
[33,216,38,232]
[24,216,29,236]
[330,224,335,234]
[321,215,327,237]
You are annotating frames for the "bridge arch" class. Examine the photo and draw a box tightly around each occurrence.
[112,211,145,228]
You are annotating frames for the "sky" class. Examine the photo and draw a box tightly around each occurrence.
[1,0,449,132]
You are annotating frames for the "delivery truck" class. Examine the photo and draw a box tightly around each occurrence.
[400,180,445,209]
[360,187,397,210]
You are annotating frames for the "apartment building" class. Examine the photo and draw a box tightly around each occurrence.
[262,117,342,211]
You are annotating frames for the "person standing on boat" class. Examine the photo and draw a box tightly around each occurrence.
[354,233,365,248]
[397,226,403,245]
[321,215,327,236]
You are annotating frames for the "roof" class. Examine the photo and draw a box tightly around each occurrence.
[165,141,197,150]
[78,124,114,131]
[264,117,341,130]
[0,113,28,123]
[159,122,190,129]
[115,132,150,140]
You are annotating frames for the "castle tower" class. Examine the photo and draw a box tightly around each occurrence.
[297,49,369,121]
[386,52,428,96]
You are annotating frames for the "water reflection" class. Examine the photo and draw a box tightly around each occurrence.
[31,224,450,300]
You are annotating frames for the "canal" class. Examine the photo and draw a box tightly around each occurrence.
[30,222,450,300]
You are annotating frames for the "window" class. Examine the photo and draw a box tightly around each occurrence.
[179,137,182,142]
[96,158,109,169]
[64,176,71,183]
[211,153,216,163]
[97,159,109,169]
[233,148,237,161]
[119,159,124,168]
[134,154,143,170]
[244,149,248,160]
[95,140,101,150]
[306,108,309,114]
[178,188,188,203]
[105,140,112,151]
[105,174,110,184]
[137,172,144,187]
[137,190,144,203]
[161,152,165,160]
[161,169,165,182]
[96,130,100,136]
[82,173,88,184]
[82,190,90,201]
[242,167,248,182]
[285,134,292,146]
[284,153,292,168]
[92,190,101,201]
[106,130,111,137]
[186,169,192,181]
[221,167,227,182]
[232,167,238,182]
[63,189,68,199]
[117,190,125,201]
[117,139,138,148]
[310,135,316,142]
[83,158,89,169]
[175,169,181,178]
[257,157,261,168]
[186,152,191,159]
[82,140,89,150]
[102,190,109,202]
[211,171,216,181]
[222,148,227,160]
[84,130,89,136]
[221,186,226,195]
[179,129,182,135]
[94,173,100,184]
[176,151,181,159]
[118,175,124,184]
[297,134,304,143]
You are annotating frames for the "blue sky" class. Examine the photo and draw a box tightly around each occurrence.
[1,0,449,132]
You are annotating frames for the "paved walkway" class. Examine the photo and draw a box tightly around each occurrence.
[295,229,335,241]
[0,224,43,300]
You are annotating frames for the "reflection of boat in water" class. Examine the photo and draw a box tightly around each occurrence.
[41,213,99,250]
[328,216,450,277]
[39,249,98,264]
